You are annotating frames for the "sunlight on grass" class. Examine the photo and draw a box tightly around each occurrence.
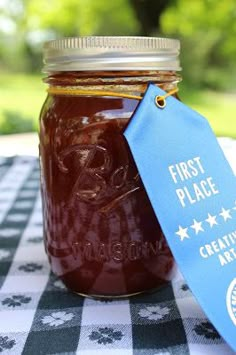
[179,84,236,138]
[0,73,45,133]
[0,73,236,137]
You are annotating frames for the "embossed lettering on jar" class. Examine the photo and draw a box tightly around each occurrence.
[40,36,181,297]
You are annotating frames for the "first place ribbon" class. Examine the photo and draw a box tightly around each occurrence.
[124,83,236,352]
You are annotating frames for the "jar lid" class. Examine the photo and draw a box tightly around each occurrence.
[43,36,181,72]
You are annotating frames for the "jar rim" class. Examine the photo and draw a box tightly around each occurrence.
[43,36,181,73]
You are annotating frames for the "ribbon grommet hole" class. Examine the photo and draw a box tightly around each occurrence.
[155,96,166,109]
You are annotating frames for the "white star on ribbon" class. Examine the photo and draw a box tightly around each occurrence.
[191,219,204,235]
[175,225,189,241]
[205,213,218,228]
[219,207,232,221]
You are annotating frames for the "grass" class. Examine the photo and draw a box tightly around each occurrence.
[0,73,45,134]
[180,82,236,138]
[0,73,236,137]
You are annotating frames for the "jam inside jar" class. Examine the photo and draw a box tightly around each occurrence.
[40,37,181,297]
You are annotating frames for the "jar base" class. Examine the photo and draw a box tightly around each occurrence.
[75,290,143,299]
[73,282,170,300]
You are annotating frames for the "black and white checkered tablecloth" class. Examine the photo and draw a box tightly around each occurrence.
[0,138,236,355]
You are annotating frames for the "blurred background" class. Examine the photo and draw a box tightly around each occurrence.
[0,0,236,137]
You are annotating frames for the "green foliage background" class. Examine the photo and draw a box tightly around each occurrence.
[0,0,236,135]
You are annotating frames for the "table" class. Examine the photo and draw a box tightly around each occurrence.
[0,137,235,355]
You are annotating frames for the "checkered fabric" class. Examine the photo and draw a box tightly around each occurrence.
[0,138,236,355]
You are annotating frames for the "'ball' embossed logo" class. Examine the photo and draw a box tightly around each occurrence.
[56,143,140,212]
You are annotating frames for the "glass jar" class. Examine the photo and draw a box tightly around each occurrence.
[40,36,181,297]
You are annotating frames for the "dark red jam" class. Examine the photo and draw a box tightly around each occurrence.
[39,72,176,297]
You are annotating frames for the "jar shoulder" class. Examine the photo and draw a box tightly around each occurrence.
[40,95,139,124]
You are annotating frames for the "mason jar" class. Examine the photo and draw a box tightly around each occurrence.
[40,36,181,297]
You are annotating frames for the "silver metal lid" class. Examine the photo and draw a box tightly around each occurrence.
[43,36,181,72]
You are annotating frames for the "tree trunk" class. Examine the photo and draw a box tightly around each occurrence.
[130,0,171,35]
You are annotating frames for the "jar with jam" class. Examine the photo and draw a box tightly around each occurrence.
[40,36,181,298]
